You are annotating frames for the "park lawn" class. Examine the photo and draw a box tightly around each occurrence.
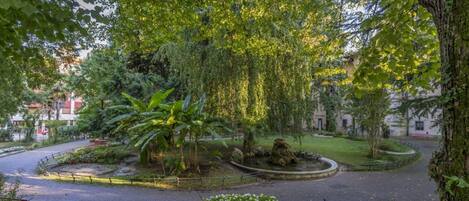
[217,134,415,170]
[379,139,412,152]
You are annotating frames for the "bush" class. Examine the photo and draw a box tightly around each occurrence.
[0,129,12,142]
[334,131,345,137]
[57,125,80,137]
[379,140,410,152]
[57,145,133,164]
[205,194,278,201]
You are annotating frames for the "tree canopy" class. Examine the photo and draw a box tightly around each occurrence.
[0,0,100,118]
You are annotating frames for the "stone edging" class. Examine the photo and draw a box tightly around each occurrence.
[378,149,416,156]
[312,134,334,138]
[0,150,26,158]
[0,146,26,158]
[230,157,338,180]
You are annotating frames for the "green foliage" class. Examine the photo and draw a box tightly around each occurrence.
[205,194,277,201]
[20,109,41,142]
[349,88,391,158]
[352,0,439,93]
[57,145,133,165]
[378,140,411,152]
[109,89,229,175]
[0,129,12,142]
[444,176,469,196]
[109,0,346,132]
[69,48,170,138]
[0,0,101,118]
[45,120,68,143]
[57,125,81,137]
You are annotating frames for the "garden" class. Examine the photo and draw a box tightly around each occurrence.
[2,0,469,200]
[37,88,418,189]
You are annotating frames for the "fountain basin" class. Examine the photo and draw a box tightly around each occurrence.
[230,157,338,180]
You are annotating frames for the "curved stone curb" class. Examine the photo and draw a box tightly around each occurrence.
[312,134,333,138]
[378,149,416,156]
[0,150,25,158]
[230,157,338,180]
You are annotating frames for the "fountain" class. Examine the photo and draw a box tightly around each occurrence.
[230,138,338,180]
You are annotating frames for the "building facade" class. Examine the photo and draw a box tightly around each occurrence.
[10,93,83,136]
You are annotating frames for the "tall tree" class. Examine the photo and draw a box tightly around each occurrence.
[349,0,468,199]
[0,0,100,118]
[417,0,469,199]
[111,0,345,132]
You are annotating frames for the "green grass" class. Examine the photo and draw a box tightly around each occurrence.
[216,134,416,170]
[379,139,412,152]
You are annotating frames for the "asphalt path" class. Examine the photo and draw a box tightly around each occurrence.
[0,139,439,201]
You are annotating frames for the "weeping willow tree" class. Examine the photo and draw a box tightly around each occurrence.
[110,0,345,133]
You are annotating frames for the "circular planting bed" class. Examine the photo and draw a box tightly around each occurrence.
[378,149,416,156]
[230,156,338,180]
[378,141,417,156]
[38,144,261,190]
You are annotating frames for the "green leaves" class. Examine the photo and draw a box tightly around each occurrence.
[107,112,136,125]
[353,0,439,93]
[148,88,174,110]
[0,0,29,10]
[109,88,228,169]
[122,93,146,112]
[0,0,102,118]
[135,131,159,153]
[444,176,469,195]
[107,0,343,132]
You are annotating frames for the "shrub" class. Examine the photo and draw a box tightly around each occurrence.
[205,194,278,201]
[57,145,133,164]
[57,125,80,137]
[379,140,410,152]
[0,129,12,142]
[334,131,345,137]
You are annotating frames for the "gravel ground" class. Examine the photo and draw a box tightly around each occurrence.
[0,139,439,201]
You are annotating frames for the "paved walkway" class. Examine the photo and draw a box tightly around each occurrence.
[0,139,439,201]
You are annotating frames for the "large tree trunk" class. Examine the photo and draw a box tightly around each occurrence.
[420,0,469,200]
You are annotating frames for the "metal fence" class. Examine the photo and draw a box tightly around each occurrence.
[37,152,264,190]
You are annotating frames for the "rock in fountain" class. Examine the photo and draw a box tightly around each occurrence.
[270,138,298,167]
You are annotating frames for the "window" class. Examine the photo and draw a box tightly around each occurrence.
[415,121,424,131]
[342,119,348,128]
